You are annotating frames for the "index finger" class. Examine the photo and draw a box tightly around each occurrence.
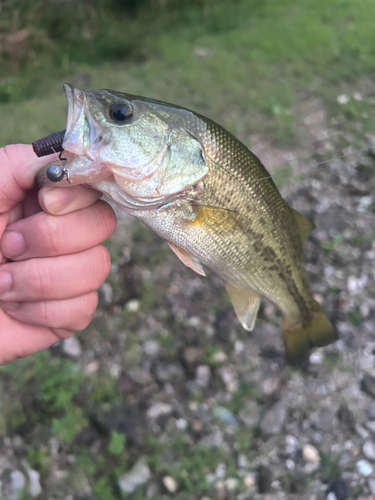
[0,144,57,213]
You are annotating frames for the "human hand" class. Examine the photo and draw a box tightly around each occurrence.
[0,144,117,364]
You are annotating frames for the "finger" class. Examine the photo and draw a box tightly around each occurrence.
[22,189,42,218]
[0,310,74,365]
[0,200,116,261]
[0,291,98,331]
[38,185,102,215]
[0,245,111,301]
[0,144,58,213]
[0,206,23,264]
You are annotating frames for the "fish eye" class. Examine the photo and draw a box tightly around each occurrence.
[109,102,133,123]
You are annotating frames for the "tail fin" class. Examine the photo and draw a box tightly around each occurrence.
[282,301,338,366]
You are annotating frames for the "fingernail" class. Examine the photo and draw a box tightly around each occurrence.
[0,300,19,311]
[43,188,73,214]
[0,231,25,258]
[0,272,12,295]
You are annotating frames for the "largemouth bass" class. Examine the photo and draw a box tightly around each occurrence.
[35,84,337,365]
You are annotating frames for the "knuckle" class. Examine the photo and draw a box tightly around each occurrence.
[28,260,53,296]
[94,245,112,282]
[76,292,98,330]
[94,201,117,238]
[38,214,61,255]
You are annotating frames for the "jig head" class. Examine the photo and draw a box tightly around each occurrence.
[32,130,71,183]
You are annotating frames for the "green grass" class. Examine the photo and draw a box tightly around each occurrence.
[1,0,375,148]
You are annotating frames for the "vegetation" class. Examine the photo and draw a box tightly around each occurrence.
[1,0,375,145]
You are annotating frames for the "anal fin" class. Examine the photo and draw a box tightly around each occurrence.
[292,209,315,244]
[224,282,261,331]
[166,241,206,276]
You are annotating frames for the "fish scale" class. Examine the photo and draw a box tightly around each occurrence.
[35,84,338,365]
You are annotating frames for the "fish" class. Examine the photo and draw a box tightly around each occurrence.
[35,84,338,365]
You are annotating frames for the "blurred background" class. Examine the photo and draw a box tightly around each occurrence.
[1,0,375,499]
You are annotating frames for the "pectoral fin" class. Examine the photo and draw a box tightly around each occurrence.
[224,282,261,331]
[166,241,206,276]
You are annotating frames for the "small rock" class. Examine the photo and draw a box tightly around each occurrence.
[244,473,256,492]
[261,401,286,435]
[369,478,375,495]
[361,372,375,397]
[98,282,113,305]
[205,473,216,484]
[195,47,209,57]
[337,404,355,432]
[143,340,160,357]
[234,340,245,354]
[147,402,173,420]
[163,476,177,493]
[303,444,321,464]
[110,363,121,378]
[146,482,159,499]
[256,465,273,493]
[357,196,374,213]
[356,423,370,439]
[201,430,229,451]
[175,418,188,430]
[224,478,239,491]
[316,409,336,433]
[215,463,226,478]
[213,406,238,426]
[356,459,373,476]
[310,351,324,364]
[211,351,228,363]
[239,400,261,428]
[118,459,152,493]
[84,360,99,375]
[196,365,211,387]
[183,347,203,364]
[286,459,295,470]
[155,363,183,383]
[238,454,250,468]
[337,94,349,104]
[1,469,26,500]
[62,336,82,357]
[327,493,337,500]
[192,419,203,432]
[215,481,225,498]
[125,299,140,312]
[262,377,280,396]
[129,367,153,385]
[363,441,375,461]
[347,275,368,294]
[28,470,42,498]
[328,477,349,500]
[219,365,238,392]
[285,435,299,455]
[187,316,202,328]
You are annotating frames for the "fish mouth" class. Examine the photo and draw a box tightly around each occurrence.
[62,83,92,157]
[35,84,110,188]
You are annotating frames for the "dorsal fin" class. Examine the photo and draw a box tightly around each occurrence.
[224,282,261,331]
[292,209,315,243]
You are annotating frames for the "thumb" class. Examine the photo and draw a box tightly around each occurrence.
[0,144,58,213]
